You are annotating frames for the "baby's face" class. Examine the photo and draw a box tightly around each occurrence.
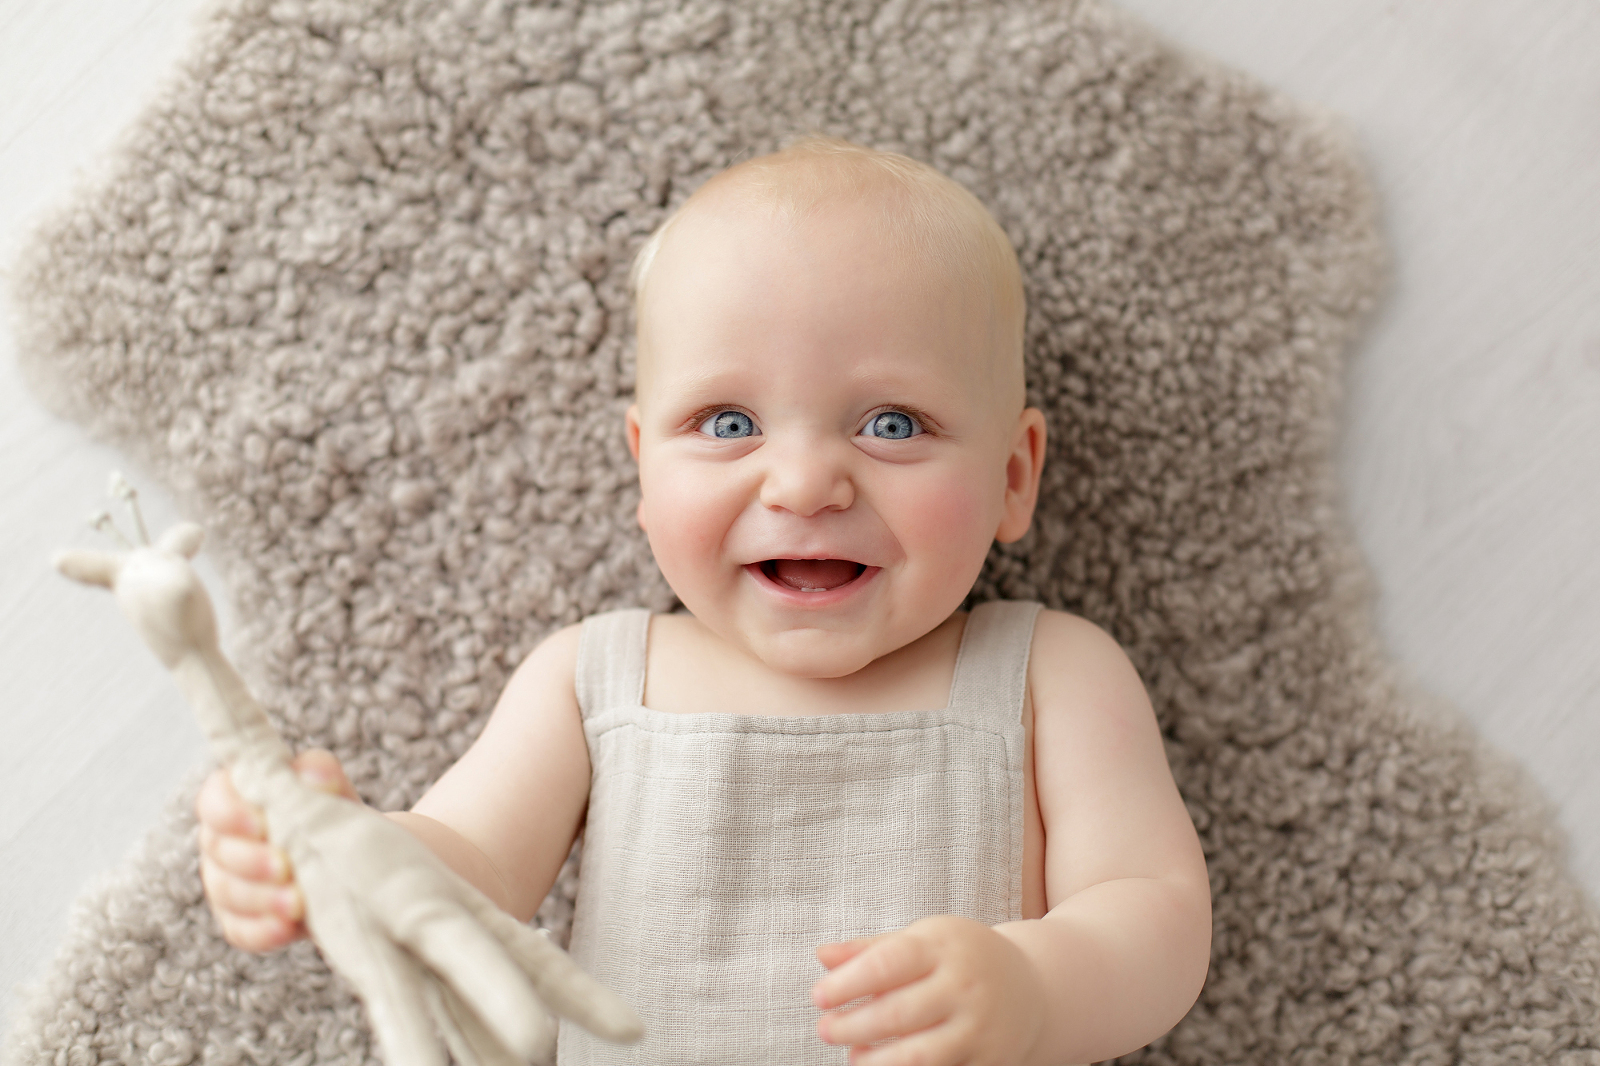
[628,193,1034,678]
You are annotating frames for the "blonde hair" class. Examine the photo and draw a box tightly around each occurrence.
[631,135,1026,370]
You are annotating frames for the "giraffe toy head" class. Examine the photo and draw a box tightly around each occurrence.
[53,474,215,668]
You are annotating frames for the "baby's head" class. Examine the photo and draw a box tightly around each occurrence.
[625,136,1046,677]
[633,136,1026,410]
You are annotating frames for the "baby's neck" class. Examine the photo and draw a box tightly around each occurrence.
[642,610,968,718]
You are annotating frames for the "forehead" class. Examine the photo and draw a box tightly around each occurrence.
[643,186,991,343]
[656,170,976,294]
[636,193,1001,399]
[662,181,953,278]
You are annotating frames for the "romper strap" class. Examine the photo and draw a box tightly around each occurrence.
[574,608,651,718]
[947,600,1042,723]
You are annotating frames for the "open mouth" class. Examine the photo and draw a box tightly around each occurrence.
[759,559,868,593]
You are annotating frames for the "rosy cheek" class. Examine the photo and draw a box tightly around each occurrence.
[889,466,998,556]
[638,462,736,584]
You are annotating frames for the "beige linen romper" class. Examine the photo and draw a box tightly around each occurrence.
[557,600,1042,1065]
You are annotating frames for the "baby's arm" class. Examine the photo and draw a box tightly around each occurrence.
[406,623,592,922]
[812,610,1211,1065]
[197,624,592,945]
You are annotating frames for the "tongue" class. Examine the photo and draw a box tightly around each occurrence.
[771,559,860,592]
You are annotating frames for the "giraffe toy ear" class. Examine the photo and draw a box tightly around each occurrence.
[159,522,205,559]
[53,549,121,588]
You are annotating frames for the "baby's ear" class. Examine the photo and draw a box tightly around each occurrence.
[625,405,648,531]
[995,407,1048,544]
[624,404,643,462]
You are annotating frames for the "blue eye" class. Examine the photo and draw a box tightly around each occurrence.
[700,410,759,439]
[860,411,921,440]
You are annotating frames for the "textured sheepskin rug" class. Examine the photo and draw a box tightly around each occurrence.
[8,0,1600,1062]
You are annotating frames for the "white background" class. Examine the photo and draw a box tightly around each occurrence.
[3,0,1598,1032]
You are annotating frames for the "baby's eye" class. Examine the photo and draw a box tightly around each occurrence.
[859,411,922,440]
[699,410,760,439]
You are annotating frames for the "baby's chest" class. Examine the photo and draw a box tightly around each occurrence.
[586,713,1023,874]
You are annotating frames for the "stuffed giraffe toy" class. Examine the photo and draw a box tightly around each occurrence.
[53,474,644,1066]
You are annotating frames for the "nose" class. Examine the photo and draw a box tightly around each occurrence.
[758,436,855,517]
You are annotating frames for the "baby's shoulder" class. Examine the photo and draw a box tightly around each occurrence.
[1027,607,1149,717]
[522,605,655,668]
[1028,606,1125,656]
[516,609,697,687]
[529,619,586,665]
[501,621,585,700]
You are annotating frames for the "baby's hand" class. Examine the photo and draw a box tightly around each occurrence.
[812,915,1045,1066]
[195,749,357,953]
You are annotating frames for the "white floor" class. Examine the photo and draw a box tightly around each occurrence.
[3,0,1598,1034]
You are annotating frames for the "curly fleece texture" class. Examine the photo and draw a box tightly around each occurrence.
[7,0,1600,1062]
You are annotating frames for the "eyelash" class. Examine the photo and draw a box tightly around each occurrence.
[858,409,925,439]
[696,409,759,439]
[688,406,934,439]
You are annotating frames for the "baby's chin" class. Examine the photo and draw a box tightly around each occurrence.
[738,623,894,680]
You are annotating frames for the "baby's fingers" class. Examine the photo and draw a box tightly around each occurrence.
[199,822,292,884]
[199,856,306,952]
[196,767,266,838]
[812,934,934,1010]
[195,751,355,840]
[816,933,885,970]
[817,982,949,1051]
[215,910,306,954]
[840,1023,959,1066]
[200,854,303,923]
[292,748,359,801]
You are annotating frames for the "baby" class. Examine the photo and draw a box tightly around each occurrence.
[198,136,1211,1065]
